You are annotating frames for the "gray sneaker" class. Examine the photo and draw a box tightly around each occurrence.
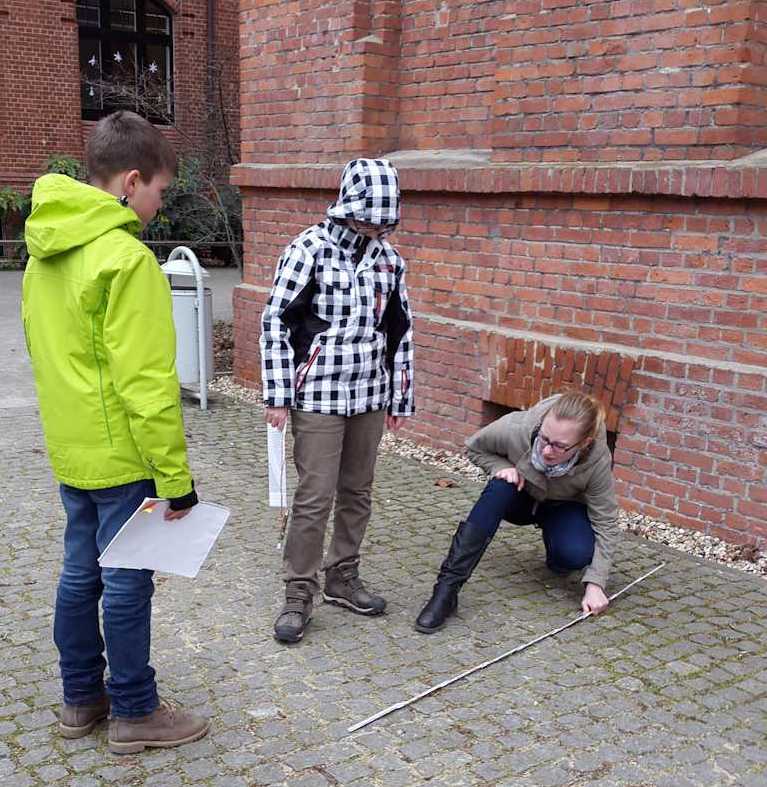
[274,585,313,643]
[323,563,386,616]
[108,699,210,754]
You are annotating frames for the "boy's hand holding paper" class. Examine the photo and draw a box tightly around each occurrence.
[99,498,230,578]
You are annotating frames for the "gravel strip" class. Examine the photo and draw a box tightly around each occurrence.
[208,375,766,578]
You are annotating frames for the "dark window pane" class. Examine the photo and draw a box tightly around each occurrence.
[78,0,173,121]
[110,0,137,32]
[80,38,102,110]
[142,43,172,118]
[76,0,100,27]
[145,1,171,35]
[104,42,138,111]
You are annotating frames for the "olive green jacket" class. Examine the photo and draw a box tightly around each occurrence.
[466,395,620,588]
[22,174,193,499]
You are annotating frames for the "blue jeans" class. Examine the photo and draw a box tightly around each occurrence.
[466,478,595,572]
[55,480,159,718]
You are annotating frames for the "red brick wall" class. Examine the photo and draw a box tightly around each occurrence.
[493,0,767,162]
[0,0,240,192]
[234,1,767,549]
[0,1,82,190]
[397,0,499,150]
[232,163,767,547]
[240,0,767,162]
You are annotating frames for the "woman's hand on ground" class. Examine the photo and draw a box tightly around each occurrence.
[265,406,289,431]
[494,466,524,490]
[581,582,609,615]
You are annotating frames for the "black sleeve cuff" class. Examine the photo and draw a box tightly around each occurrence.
[168,486,198,511]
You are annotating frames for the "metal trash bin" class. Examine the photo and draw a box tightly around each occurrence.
[160,247,213,409]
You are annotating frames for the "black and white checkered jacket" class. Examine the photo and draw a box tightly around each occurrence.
[260,159,415,417]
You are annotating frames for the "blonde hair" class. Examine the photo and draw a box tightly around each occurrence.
[548,392,605,443]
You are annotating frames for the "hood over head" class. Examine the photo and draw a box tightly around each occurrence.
[25,174,142,260]
[327,158,400,227]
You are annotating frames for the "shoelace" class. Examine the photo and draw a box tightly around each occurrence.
[339,572,364,592]
[157,698,176,723]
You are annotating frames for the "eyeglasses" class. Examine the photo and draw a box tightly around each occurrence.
[537,432,580,453]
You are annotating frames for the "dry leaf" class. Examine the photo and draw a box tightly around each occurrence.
[734,543,761,563]
[434,478,457,488]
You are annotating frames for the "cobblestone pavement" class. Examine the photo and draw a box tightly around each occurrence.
[1,393,766,787]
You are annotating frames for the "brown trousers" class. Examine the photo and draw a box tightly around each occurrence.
[283,409,386,594]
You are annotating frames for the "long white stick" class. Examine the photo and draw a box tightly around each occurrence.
[347,562,665,734]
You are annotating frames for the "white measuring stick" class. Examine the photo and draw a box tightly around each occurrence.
[267,424,289,550]
[347,562,665,734]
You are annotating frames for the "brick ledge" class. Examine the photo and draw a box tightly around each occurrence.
[231,159,767,199]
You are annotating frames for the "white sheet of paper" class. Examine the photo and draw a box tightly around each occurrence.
[267,424,288,508]
[98,498,230,578]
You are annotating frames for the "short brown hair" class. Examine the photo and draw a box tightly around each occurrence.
[86,110,177,184]
[548,391,606,443]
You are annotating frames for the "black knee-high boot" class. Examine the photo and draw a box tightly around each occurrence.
[414,520,494,634]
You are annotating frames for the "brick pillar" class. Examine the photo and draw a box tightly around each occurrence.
[240,0,400,163]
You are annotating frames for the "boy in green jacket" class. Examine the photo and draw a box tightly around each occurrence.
[22,111,209,754]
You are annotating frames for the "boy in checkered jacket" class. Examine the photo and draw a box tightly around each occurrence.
[260,158,415,643]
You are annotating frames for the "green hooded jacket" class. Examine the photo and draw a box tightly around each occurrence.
[21,174,193,499]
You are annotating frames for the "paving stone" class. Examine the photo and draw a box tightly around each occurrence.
[244,762,289,784]
[524,763,575,786]
[19,745,54,767]
[139,775,182,787]
[0,759,17,778]
[208,776,249,787]
[1,397,766,785]
[34,763,69,782]
[2,775,36,787]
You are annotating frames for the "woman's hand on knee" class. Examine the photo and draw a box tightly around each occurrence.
[494,467,524,491]
[581,582,609,616]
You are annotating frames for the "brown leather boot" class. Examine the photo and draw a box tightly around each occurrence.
[108,699,210,754]
[59,693,110,738]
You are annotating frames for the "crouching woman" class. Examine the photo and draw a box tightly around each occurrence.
[415,392,620,633]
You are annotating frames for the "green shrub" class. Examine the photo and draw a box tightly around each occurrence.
[43,155,86,181]
[145,155,243,261]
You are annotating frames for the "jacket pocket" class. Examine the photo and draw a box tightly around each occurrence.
[317,262,355,321]
[319,264,352,290]
[22,314,32,355]
[295,345,322,392]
